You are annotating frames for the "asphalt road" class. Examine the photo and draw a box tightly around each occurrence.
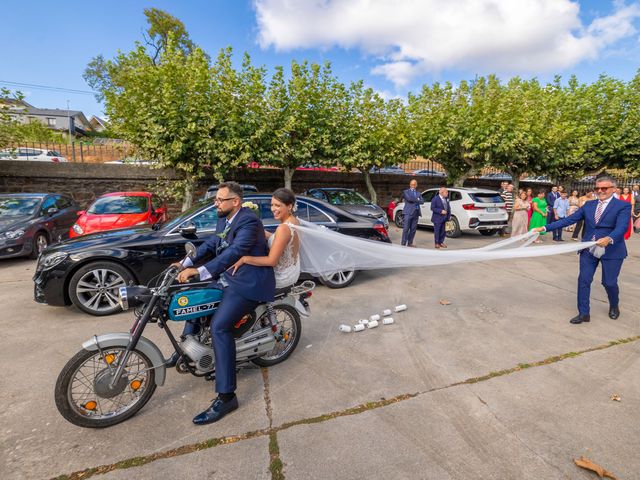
[1,226,639,479]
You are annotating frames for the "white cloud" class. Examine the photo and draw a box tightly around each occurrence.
[254,0,640,86]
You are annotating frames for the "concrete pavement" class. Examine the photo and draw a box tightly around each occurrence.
[1,226,638,479]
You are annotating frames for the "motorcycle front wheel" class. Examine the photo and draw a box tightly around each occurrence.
[252,304,301,367]
[54,346,157,428]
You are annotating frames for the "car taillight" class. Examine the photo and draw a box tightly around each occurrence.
[373,223,389,237]
[51,157,60,163]
[462,203,481,210]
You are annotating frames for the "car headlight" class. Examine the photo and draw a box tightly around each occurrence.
[2,229,25,239]
[72,224,84,235]
[39,252,68,270]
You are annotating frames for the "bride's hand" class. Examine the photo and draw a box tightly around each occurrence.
[228,257,246,275]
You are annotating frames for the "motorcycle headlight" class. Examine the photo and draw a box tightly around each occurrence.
[2,229,25,239]
[39,252,68,270]
[118,286,152,311]
[72,224,84,235]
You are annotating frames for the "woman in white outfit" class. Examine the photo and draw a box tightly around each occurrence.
[229,188,300,288]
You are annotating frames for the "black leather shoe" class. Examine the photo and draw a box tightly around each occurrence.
[570,314,590,324]
[165,352,180,368]
[609,306,620,320]
[193,396,238,425]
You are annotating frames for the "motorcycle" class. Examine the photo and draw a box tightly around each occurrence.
[54,243,314,428]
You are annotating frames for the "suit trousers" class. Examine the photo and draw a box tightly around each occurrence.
[577,251,624,315]
[433,219,446,245]
[402,212,419,245]
[208,288,260,393]
[552,217,565,240]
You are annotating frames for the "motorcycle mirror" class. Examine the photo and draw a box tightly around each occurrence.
[185,242,197,259]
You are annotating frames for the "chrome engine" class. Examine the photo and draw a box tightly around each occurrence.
[179,326,277,374]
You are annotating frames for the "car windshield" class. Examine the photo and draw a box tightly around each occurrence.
[0,196,41,216]
[470,193,504,203]
[87,195,149,214]
[325,190,369,205]
[161,200,213,231]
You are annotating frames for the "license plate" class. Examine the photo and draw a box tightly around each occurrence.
[486,207,498,212]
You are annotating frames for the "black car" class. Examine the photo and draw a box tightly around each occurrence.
[304,188,388,228]
[0,193,79,259]
[34,194,390,316]
[204,184,258,200]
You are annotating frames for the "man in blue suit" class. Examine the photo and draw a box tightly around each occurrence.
[401,179,424,247]
[431,186,451,249]
[533,175,632,324]
[177,181,275,424]
[546,185,560,225]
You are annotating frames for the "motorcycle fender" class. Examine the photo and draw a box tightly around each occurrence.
[82,333,167,386]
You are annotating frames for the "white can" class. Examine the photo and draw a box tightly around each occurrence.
[370,314,381,322]
[353,324,365,332]
[367,320,379,328]
[338,324,352,333]
[359,318,369,325]
[383,317,394,325]
[394,304,407,312]
[382,309,392,316]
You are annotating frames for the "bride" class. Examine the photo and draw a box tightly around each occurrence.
[229,188,301,288]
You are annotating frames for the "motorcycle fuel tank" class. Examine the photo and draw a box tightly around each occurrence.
[168,288,223,322]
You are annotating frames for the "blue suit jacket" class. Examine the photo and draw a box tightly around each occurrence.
[192,207,275,302]
[430,195,451,224]
[546,191,560,209]
[402,189,423,217]
[545,198,631,259]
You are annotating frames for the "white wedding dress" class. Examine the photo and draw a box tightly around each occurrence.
[269,222,300,288]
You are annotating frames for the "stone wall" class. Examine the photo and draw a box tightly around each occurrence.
[1,161,543,215]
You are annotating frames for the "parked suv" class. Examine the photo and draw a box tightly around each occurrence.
[393,187,508,237]
[0,148,68,162]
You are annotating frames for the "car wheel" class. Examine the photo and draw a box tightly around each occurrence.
[318,250,357,289]
[69,261,134,316]
[445,216,461,238]
[479,230,498,236]
[30,231,49,259]
[394,211,404,228]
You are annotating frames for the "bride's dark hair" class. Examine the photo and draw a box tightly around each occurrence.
[273,188,296,209]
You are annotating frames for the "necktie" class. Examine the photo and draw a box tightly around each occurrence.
[594,201,604,224]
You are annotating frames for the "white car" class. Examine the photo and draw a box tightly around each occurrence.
[0,147,68,162]
[393,187,508,237]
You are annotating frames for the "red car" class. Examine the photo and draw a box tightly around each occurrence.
[70,192,167,238]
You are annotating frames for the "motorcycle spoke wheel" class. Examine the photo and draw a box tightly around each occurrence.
[55,347,156,428]
[252,305,301,367]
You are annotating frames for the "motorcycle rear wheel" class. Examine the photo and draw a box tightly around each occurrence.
[252,304,301,367]
[55,347,156,428]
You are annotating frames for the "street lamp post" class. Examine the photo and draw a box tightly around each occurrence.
[66,100,71,144]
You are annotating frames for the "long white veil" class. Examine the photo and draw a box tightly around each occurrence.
[292,220,595,277]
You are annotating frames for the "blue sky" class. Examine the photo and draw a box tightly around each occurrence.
[2,0,640,118]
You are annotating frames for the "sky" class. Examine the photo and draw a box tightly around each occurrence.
[2,0,640,118]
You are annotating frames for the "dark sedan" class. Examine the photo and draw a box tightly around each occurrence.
[0,193,79,259]
[33,194,390,316]
[304,188,389,228]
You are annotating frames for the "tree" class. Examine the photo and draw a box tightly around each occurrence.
[339,82,412,204]
[262,60,343,189]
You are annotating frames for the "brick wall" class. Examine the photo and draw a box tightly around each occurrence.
[1,161,540,216]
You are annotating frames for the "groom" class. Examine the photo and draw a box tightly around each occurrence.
[533,175,631,324]
[177,181,275,424]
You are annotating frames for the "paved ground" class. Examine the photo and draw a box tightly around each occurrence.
[1,226,639,480]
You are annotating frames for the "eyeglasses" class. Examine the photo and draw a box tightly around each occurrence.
[594,186,614,192]
[213,196,238,204]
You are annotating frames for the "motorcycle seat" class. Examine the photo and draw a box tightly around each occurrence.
[273,285,293,299]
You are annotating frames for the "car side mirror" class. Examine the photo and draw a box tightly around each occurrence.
[179,222,197,236]
[185,242,197,259]
[76,210,85,216]
[47,207,59,216]
[154,208,164,216]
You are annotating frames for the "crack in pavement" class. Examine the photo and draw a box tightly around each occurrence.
[51,334,640,480]
[261,367,284,480]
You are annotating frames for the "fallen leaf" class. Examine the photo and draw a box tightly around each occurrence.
[574,457,617,479]
[610,394,621,402]
[439,299,451,305]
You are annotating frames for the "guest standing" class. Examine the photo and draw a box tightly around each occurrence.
[546,186,560,225]
[511,190,530,237]
[401,179,423,247]
[529,190,548,243]
[387,197,398,222]
[619,187,634,240]
[572,189,594,241]
[551,191,570,241]
[566,190,580,232]
[430,186,451,249]
[526,187,534,227]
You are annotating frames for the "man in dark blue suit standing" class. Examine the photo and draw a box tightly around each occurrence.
[401,179,424,247]
[431,186,451,249]
[177,182,275,424]
[533,175,632,324]
[546,185,560,225]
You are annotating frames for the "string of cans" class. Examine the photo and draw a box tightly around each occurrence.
[339,304,407,333]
